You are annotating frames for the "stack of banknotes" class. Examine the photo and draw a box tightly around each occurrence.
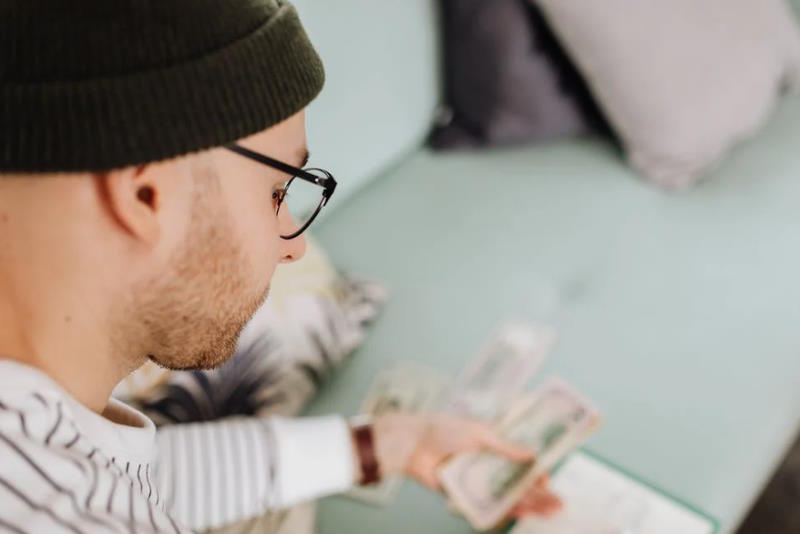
[348,322,604,531]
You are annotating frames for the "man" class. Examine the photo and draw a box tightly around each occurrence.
[0,1,559,532]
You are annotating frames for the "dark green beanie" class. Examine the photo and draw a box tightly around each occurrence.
[0,0,324,173]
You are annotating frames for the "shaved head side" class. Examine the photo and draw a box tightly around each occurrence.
[120,161,268,371]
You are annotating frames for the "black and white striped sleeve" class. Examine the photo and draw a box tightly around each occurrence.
[153,415,354,531]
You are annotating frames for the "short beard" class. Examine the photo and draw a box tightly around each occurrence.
[120,166,269,372]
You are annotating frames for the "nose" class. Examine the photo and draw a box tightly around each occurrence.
[280,233,306,263]
[278,209,307,263]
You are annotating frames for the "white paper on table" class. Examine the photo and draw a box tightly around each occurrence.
[511,451,716,534]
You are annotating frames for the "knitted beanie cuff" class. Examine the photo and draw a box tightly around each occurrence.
[0,2,324,173]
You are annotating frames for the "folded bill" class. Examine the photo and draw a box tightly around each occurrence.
[439,378,603,531]
[445,322,556,422]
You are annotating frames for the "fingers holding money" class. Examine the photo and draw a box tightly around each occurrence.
[427,419,535,468]
[431,421,535,489]
[438,379,601,530]
[475,424,534,464]
[405,417,536,492]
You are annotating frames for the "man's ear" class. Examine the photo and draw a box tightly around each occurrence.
[99,165,160,244]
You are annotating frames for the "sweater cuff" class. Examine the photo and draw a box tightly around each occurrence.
[270,415,355,506]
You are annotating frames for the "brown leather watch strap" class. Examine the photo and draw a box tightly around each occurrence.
[351,420,381,485]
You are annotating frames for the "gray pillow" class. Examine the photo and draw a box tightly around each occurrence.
[533,0,800,188]
[429,0,611,149]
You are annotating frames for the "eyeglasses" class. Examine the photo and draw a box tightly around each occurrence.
[225,143,337,240]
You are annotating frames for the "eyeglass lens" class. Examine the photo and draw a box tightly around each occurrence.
[279,169,327,235]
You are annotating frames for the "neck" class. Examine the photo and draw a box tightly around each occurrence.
[0,178,145,414]
[0,273,140,414]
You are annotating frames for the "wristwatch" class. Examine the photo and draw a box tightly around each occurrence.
[350,415,381,486]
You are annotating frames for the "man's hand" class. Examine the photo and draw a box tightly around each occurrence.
[367,413,562,519]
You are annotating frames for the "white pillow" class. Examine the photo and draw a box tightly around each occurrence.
[533,0,800,188]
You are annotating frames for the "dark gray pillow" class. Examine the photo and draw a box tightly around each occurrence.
[429,0,611,149]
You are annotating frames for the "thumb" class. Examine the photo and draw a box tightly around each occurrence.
[479,431,534,463]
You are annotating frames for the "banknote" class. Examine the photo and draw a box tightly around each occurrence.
[347,362,450,506]
[445,322,556,422]
[439,378,602,531]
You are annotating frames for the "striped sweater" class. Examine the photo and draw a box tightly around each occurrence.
[0,361,354,533]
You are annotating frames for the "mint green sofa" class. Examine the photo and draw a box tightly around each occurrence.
[295,2,800,533]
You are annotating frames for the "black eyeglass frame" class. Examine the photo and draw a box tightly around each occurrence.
[225,143,337,240]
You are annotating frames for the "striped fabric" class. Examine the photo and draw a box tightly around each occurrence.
[0,361,355,534]
[0,388,189,534]
[155,419,280,530]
